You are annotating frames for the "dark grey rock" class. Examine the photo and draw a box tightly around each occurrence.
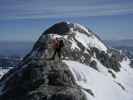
[89,60,98,71]
[115,82,125,91]
[90,47,121,72]
[130,60,133,68]
[0,60,86,100]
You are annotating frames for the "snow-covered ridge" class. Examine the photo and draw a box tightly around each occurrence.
[37,21,107,52]
[67,22,107,52]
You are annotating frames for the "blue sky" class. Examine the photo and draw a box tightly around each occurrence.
[0,0,133,41]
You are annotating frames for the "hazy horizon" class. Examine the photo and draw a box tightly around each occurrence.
[0,0,133,41]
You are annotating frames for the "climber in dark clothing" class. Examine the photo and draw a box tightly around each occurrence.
[51,38,64,60]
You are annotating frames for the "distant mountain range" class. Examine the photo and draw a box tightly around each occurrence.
[105,39,133,58]
[0,39,133,58]
[0,41,34,57]
[105,39,133,47]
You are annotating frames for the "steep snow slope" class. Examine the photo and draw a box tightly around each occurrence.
[64,60,133,100]
[58,22,133,100]
[67,23,107,52]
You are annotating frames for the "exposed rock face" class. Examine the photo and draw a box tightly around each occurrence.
[0,21,126,100]
[91,47,122,72]
[44,22,70,35]
[130,60,133,68]
[0,59,86,100]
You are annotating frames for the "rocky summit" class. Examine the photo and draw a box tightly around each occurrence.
[0,21,133,100]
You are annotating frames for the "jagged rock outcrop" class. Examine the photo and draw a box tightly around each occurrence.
[0,59,87,100]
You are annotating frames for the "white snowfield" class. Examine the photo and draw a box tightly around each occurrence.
[63,59,133,100]
[74,31,107,52]
[68,23,107,52]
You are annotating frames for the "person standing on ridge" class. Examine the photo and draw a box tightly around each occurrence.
[51,37,64,60]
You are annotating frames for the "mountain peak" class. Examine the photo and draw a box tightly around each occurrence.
[0,22,133,100]
[39,21,107,52]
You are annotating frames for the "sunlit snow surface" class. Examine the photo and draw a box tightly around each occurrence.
[0,68,11,79]
[75,31,107,52]
[63,60,133,100]
[68,23,107,52]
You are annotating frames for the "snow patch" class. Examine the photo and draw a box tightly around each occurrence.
[73,23,91,35]
[0,68,11,79]
[64,60,133,100]
[74,31,107,52]
[70,38,80,50]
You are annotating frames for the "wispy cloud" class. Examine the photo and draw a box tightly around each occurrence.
[0,0,133,20]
